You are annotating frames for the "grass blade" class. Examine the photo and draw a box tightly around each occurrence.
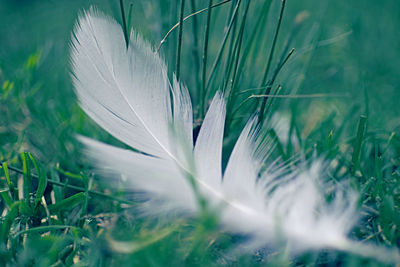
[1,162,15,196]
[260,0,287,87]
[48,192,86,213]
[205,0,242,93]
[19,199,33,216]
[0,202,19,243]
[35,169,47,208]
[200,0,214,119]
[119,0,129,47]
[2,164,135,205]
[157,0,232,52]
[27,153,48,207]
[224,0,272,129]
[176,0,186,80]
[108,225,178,254]
[0,189,13,207]
[189,0,201,91]
[225,0,250,97]
[55,167,83,181]
[13,225,78,237]
[351,115,367,175]
[20,152,31,201]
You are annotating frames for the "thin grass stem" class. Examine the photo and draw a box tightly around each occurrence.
[257,48,294,125]
[1,163,135,205]
[156,0,232,52]
[249,93,350,99]
[119,0,129,47]
[254,0,289,125]
[351,115,367,175]
[205,0,242,94]
[222,0,239,95]
[224,0,272,131]
[225,0,250,101]
[260,0,287,87]
[231,92,348,120]
[221,0,251,98]
[176,0,186,79]
[200,0,214,118]
[190,0,201,91]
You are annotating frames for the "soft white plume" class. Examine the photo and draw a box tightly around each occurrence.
[70,9,400,263]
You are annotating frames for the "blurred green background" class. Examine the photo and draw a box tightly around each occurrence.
[1,1,400,265]
[1,0,399,164]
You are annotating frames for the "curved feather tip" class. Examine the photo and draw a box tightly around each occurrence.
[70,8,400,263]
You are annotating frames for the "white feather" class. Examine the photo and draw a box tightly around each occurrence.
[72,9,197,214]
[194,92,225,191]
[71,9,192,166]
[78,136,197,214]
[71,9,400,263]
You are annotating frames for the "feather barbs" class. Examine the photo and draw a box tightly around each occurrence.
[69,8,400,263]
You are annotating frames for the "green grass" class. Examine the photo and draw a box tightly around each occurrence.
[1,0,400,265]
